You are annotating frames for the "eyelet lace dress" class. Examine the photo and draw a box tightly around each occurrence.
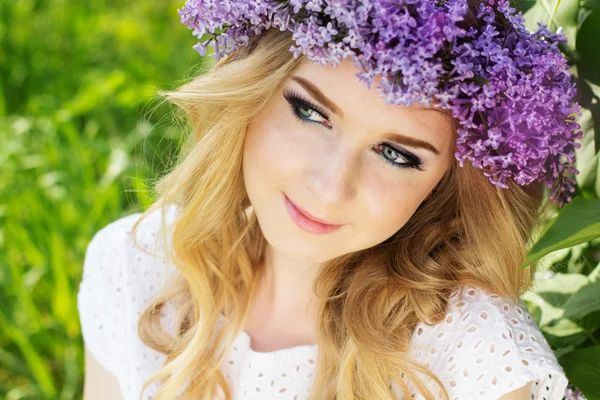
[77,205,569,400]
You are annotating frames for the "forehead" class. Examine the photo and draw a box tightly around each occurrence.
[293,58,447,116]
[289,58,455,151]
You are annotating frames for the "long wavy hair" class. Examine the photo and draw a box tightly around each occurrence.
[130,3,547,398]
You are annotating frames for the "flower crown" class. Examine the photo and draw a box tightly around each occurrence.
[178,0,583,206]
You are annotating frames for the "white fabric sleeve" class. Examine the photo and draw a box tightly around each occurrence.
[408,286,569,400]
[77,213,142,394]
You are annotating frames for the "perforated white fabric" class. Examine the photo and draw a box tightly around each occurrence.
[77,205,568,400]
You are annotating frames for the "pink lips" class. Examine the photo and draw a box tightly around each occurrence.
[283,193,343,235]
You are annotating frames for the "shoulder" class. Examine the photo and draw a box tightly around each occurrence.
[77,203,180,397]
[408,285,569,400]
[78,203,179,300]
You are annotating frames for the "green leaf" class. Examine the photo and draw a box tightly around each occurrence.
[574,108,599,191]
[521,197,600,268]
[512,0,538,12]
[593,101,600,156]
[522,298,544,325]
[589,261,600,281]
[563,263,600,319]
[580,309,600,332]
[522,273,588,325]
[563,279,600,319]
[543,328,588,348]
[573,75,600,154]
[542,318,584,336]
[534,247,571,274]
[577,10,600,85]
[558,346,600,400]
[554,344,577,359]
[581,0,600,10]
[576,77,600,155]
[523,0,579,51]
[596,162,600,199]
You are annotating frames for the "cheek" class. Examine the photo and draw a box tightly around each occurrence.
[243,109,320,187]
[243,114,296,207]
[357,174,437,243]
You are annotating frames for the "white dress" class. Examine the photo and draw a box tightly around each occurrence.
[77,204,569,400]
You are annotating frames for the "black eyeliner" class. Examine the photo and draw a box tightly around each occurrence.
[375,143,425,171]
[283,89,330,120]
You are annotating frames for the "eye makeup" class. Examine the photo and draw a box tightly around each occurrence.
[283,89,331,126]
[282,89,425,171]
[373,143,425,171]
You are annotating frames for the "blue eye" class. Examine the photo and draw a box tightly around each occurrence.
[284,90,331,127]
[373,143,425,171]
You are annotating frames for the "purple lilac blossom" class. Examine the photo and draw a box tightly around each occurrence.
[178,0,583,206]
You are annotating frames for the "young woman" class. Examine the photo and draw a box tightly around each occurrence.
[78,0,580,399]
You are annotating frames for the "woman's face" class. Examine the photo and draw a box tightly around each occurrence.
[243,58,455,264]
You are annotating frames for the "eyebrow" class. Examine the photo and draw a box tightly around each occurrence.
[291,75,442,156]
[292,76,344,117]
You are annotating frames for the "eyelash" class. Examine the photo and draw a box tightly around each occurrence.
[284,90,331,123]
[282,90,425,171]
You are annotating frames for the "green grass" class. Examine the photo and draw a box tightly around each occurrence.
[0,0,205,398]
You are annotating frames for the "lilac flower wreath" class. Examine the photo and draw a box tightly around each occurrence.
[178,0,583,206]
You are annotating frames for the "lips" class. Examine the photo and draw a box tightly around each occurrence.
[288,196,339,225]
[283,193,343,235]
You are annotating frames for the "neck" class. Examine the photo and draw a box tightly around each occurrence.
[245,243,323,346]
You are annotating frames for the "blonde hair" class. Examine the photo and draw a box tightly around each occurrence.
[130,25,546,400]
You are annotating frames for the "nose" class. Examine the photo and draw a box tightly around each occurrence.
[306,144,359,205]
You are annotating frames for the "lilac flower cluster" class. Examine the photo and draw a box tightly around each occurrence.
[178,0,583,205]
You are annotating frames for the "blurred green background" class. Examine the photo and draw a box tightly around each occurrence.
[0,1,208,398]
[1,0,599,399]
